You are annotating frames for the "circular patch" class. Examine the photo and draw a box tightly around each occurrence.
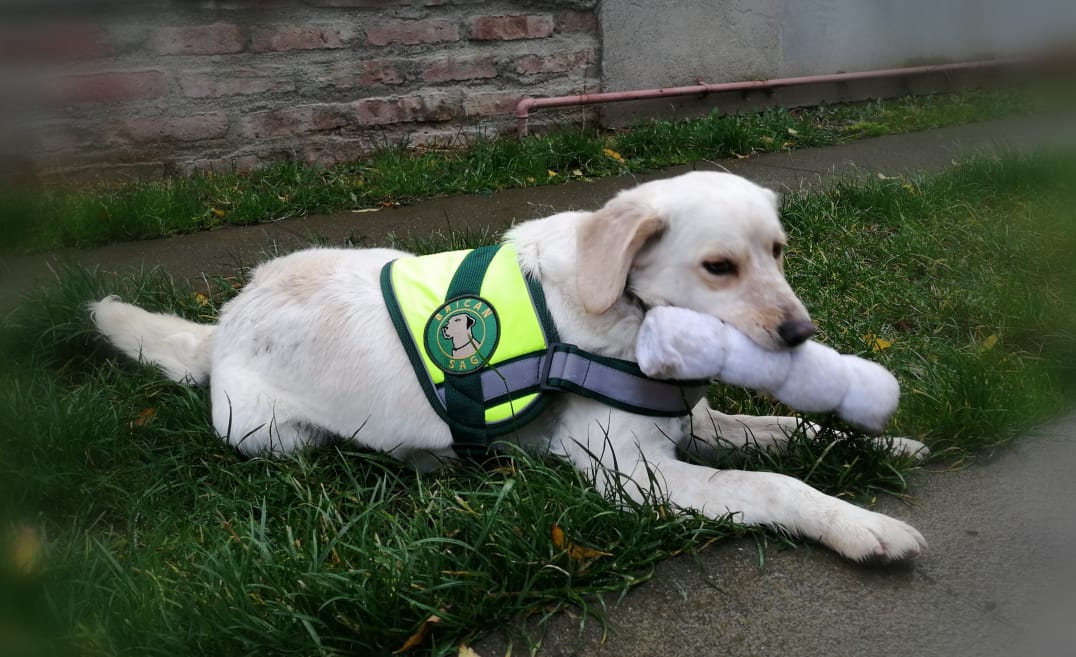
[424,295,500,375]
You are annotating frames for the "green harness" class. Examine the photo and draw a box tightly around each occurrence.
[380,244,708,459]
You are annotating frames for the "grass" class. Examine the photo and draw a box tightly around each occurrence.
[2,152,1075,655]
[0,89,1041,253]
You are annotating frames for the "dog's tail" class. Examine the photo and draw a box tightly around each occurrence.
[90,295,215,385]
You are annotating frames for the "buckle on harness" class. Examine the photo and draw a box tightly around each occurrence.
[538,343,563,391]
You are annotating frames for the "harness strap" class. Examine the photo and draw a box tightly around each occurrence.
[433,344,707,417]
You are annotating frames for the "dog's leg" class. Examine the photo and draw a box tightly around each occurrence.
[685,399,929,459]
[560,411,925,562]
[686,398,809,454]
[210,361,332,457]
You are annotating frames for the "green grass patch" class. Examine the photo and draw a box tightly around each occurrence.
[0,89,1040,253]
[2,153,1074,655]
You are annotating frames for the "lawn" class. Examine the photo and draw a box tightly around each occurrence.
[0,89,1042,254]
[1,152,1074,656]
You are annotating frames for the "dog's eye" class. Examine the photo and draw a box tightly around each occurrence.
[773,243,784,259]
[702,260,737,276]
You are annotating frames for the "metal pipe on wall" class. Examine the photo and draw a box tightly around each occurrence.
[514,59,1015,137]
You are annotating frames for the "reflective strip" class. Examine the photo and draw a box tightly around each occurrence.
[433,345,707,418]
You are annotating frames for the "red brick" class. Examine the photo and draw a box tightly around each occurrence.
[0,23,109,61]
[421,55,496,83]
[241,105,350,139]
[366,19,459,46]
[115,113,230,143]
[180,68,295,98]
[250,24,351,52]
[180,154,262,176]
[306,0,408,6]
[316,60,404,88]
[462,91,520,117]
[555,11,599,34]
[352,95,455,125]
[48,70,168,105]
[468,15,553,41]
[302,138,374,168]
[515,50,593,75]
[150,23,244,55]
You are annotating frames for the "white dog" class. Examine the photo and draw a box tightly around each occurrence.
[92,171,926,562]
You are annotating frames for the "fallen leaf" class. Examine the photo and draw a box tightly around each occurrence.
[194,293,210,306]
[131,407,157,428]
[571,169,583,177]
[551,524,611,562]
[981,334,999,351]
[862,333,893,352]
[13,527,41,574]
[210,207,226,218]
[394,612,443,653]
[786,127,799,135]
[603,147,624,162]
[458,645,482,657]
[547,169,558,178]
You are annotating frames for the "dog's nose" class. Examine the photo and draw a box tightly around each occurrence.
[777,320,816,347]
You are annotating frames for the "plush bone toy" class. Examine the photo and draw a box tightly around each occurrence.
[636,306,900,433]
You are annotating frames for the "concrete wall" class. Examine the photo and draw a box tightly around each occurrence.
[599,0,1076,126]
[0,0,599,179]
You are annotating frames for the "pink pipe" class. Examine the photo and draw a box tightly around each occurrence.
[515,59,1015,137]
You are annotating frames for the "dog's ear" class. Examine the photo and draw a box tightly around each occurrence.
[762,187,779,210]
[575,198,665,314]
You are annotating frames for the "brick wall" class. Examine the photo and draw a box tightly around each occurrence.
[1,1,600,180]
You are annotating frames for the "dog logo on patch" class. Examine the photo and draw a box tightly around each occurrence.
[425,295,500,374]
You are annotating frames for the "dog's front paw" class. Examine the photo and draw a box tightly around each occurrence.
[872,436,930,460]
[819,505,927,562]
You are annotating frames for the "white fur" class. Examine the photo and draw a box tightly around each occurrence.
[91,171,926,562]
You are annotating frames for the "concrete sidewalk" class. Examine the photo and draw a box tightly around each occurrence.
[4,116,1075,657]
[476,414,1076,657]
[3,114,1075,301]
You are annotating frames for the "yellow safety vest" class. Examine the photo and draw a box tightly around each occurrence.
[381,244,708,458]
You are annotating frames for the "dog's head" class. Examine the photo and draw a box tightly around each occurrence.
[576,171,814,350]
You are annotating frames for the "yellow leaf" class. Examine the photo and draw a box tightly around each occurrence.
[131,407,157,428]
[981,334,999,351]
[547,169,558,177]
[862,333,893,352]
[603,147,624,162]
[194,292,210,306]
[786,127,799,135]
[571,169,583,177]
[13,527,41,574]
[210,207,226,218]
[458,645,482,657]
[525,176,536,184]
[394,612,443,654]
[551,524,611,562]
